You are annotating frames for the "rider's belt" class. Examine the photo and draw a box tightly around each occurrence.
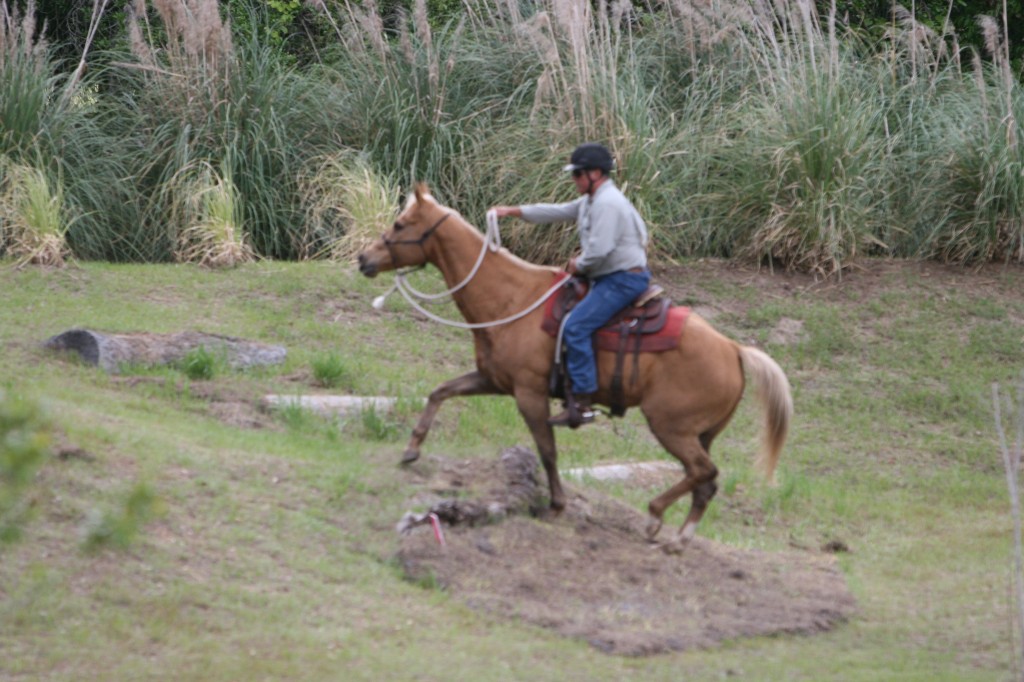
[627,267,647,273]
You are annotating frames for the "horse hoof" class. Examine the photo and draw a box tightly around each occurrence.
[645,516,663,540]
[653,526,696,555]
[533,506,562,522]
[400,450,420,465]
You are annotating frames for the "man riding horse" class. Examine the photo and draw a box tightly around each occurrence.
[491,143,651,428]
[357,152,791,552]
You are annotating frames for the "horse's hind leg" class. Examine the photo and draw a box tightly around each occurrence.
[401,371,498,464]
[643,428,718,553]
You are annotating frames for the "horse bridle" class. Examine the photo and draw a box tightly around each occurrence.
[371,209,568,331]
[382,211,452,264]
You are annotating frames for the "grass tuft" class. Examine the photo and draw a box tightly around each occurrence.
[81,482,165,552]
[173,163,256,268]
[0,157,71,267]
[311,352,352,389]
[0,390,49,546]
[180,346,219,381]
[360,404,399,441]
[297,152,399,261]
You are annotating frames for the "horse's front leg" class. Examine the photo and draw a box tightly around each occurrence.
[514,387,565,511]
[401,371,499,465]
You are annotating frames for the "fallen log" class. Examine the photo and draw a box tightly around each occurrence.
[43,328,286,373]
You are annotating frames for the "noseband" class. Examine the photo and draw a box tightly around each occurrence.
[382,212,452,263]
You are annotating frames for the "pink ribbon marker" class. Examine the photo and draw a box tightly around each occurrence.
[428,512,446,547]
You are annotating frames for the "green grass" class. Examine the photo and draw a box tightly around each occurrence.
[180,346,220,381]
[310,351,352,389]
[0,259,1020,680]
[0,391,51,544]
[80,482,165,551]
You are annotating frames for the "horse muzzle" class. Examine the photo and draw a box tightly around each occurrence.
[357,253,379,278]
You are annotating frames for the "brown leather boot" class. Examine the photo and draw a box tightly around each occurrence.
[548,394,595,429]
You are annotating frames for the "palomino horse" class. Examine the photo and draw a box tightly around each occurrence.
[357,184,793,551]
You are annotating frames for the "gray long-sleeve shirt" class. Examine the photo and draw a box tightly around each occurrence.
[518,180,648,278]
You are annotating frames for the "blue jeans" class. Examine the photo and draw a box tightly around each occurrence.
[563,269,651,395]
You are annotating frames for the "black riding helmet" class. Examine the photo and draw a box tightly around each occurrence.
[562,142,615,174]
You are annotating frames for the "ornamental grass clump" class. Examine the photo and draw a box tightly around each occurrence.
[297,152,399,261]
[0,1,145,264]
[173,163,255,268]
[321,0,459,187]
[735,68,889,276]
[917,14,1024,265]
[125,0,234,124]
[121,0,336,260]
[0,2,49,157]
[0,158,71,267]
[694,0,891,276]
[449,0,700,264]
[0,1,71,267]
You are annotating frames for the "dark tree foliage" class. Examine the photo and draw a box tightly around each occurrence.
[12,0,128,67]
[11,0,332,69]
[828,0,1024,66]
[12,0,1024,72]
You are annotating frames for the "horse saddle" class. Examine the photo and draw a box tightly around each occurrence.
[541,273,691,416]
[541,274,687,353]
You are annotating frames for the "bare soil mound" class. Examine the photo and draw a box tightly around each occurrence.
[396,447,856,656]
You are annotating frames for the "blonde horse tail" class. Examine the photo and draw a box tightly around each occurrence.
[738,346,793,484]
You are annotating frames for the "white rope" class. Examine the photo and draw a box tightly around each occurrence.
[372,209,567,330]
[399,210,502,302]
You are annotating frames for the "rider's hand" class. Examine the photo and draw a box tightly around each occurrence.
[566,257,579,275]
[490,206,521,219]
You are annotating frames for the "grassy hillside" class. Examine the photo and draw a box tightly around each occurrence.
[0,259,1021,680]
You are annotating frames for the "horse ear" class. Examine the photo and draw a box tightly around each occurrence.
[414,182,430,205]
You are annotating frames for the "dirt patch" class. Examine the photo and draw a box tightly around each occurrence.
[768,317,808,345]
[109,376,278,430]
[396,448,856,656]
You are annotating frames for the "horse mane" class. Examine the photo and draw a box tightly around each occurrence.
[411,184,559,278]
